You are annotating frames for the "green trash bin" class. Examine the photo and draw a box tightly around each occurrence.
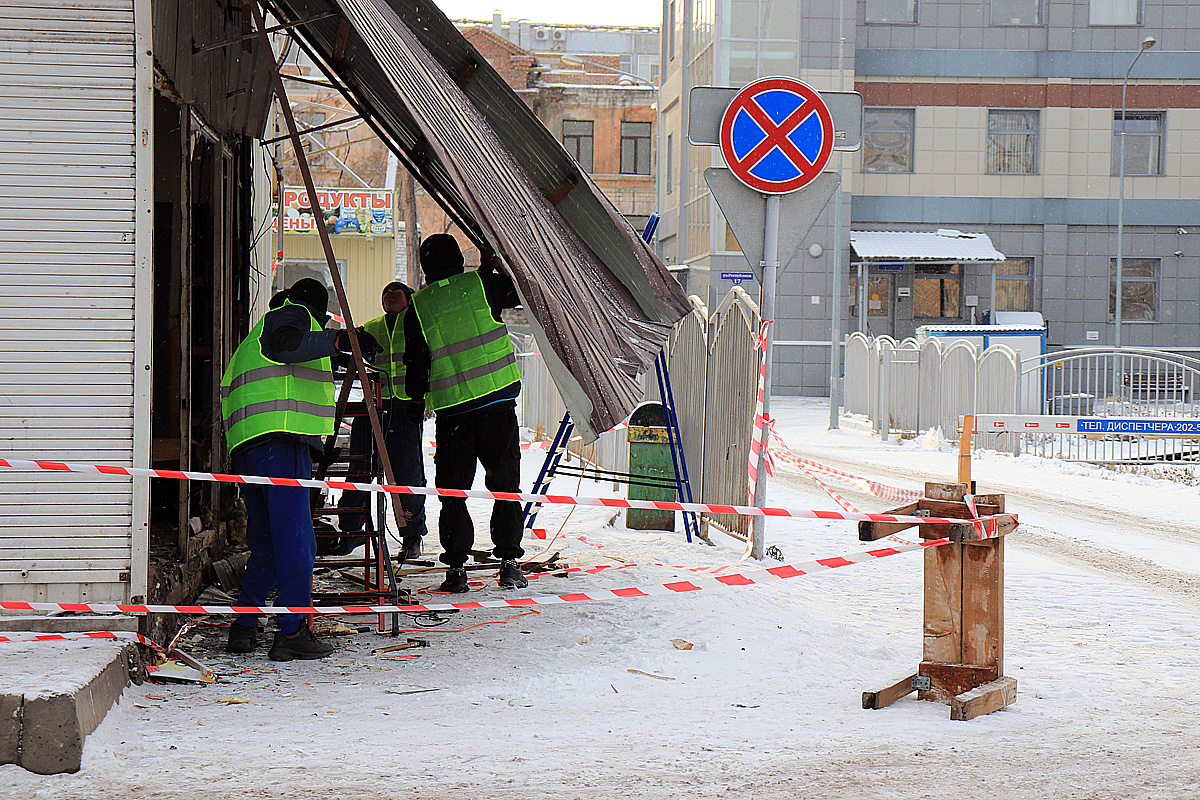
[626,401,676,531]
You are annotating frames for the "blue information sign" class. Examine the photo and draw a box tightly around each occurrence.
[1079,418,1200,435]
[721,271,755,285]
[876,261,905,272]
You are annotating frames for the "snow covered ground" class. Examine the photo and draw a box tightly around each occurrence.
[4,397,1200,799]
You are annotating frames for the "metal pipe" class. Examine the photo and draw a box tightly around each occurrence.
[828,0,846,431]
[250,3,407,531]
[1116,36,1156,349]
[750,193,780,560]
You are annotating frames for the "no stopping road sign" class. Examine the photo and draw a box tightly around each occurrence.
[719,77,834,194]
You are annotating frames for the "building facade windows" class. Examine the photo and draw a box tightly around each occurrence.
[914,264,962,319]
[668,0,676,60]
[987,109,1039,175]
[863,108,915,173]
[1110,257,1159,321]
[1090,0,1139,26]
[620,121,653,175]
[1112,111,1165,176]
[666,133,673,194]
[996,258,1035,312]
[563,119,594,173]
[865,0,917,24]
[992,0,1040,25]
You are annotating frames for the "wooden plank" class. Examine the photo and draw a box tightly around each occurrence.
[921,498,1001,519]
[953,514,1018,543]
[950,676,1017,721]
[923,544,962,664]
[862,673,917,710]
[962,538,1004,671]
[858,501,920,541]
[918,661,998,705]
[924,482,969,502]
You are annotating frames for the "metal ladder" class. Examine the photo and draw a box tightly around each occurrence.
[310,365,401,634]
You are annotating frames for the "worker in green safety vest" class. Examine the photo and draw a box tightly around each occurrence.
[220,278,381,661]
[336,280,428,561]
[403,234,528,593]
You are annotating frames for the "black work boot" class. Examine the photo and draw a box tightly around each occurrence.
[268,622,334,662]
[498,559,528,589]
[438,567,469,593]
[226,622,258,654]
[402,537,422,561]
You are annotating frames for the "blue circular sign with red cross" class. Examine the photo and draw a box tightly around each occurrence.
[719,76,835,194]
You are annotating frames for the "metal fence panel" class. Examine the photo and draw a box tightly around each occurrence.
[843,332,871,416]
[917,337,942,433]
[939,341,977,439]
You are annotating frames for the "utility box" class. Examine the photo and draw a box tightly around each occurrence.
[626,402,675,531]
[917,314,1047,413]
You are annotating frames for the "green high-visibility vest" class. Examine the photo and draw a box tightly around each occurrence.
[220,300,335,453]
[363,310,410,402]
[411,271,520,411]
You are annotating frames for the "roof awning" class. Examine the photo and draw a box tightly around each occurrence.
[850,229,1006,262]
[265,0,690,441]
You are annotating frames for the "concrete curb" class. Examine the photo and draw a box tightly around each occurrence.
[1,643,141,774]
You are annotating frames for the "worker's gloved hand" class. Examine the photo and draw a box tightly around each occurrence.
[336,327,383,362]
[405,399,426,425]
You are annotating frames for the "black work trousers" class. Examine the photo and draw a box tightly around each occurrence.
[434,400,523,568]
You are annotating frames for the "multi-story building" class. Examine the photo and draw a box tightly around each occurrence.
[658,0,1200,396]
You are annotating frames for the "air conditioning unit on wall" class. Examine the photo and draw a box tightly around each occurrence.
[534,27,549,40]
[551,28,566,41]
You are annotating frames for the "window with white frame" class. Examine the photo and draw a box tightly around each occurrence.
[987,109,1039,174]
[992,0,1040,25]
[1111,111,1164,176]
[865,0,916,23]
[1109,257,1158,321]
[996,258,1034,312]
[863,108,915,173]
[1090,0,1138,26]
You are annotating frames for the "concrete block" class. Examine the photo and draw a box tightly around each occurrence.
[0,615,138,633]
[1,643,134,775]
[0,694,20,766]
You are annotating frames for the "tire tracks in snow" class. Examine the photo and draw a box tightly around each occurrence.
[772,446,1200,608]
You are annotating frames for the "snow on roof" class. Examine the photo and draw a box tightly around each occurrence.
[850,229,1006,261]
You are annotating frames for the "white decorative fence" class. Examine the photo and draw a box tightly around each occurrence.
[842,333,1019,441]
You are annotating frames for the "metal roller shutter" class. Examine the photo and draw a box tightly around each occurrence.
[0,1,144,603]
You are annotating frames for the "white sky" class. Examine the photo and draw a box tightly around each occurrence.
[433,0,662,28]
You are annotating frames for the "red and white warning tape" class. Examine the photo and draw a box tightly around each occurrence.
[0,630,165,652]
[0,538,955,617]
[768,435,924,504]
[0,456,1004,529]
[747,321,774,504]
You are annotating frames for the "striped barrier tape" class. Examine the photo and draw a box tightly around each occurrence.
[0,537,956,617]
[747,320,774,504]
[0,456,1007,529]
[0,630,165,652]
[768,435,924,504]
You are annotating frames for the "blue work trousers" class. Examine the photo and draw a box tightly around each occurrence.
[232,437,315,634]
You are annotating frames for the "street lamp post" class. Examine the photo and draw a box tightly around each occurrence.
[1115,36,1156,349]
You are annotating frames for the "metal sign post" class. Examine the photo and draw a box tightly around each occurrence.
[717,76,835,559]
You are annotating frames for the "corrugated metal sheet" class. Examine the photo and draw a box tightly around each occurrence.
[0,1,136,602]
[267,0,690,440]
[153,0,274,138]
[850,230,1006,261]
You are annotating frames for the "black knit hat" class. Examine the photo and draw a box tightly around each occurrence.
[380,281,414,304]
[287,278,329,318]
[419,234,465,282]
